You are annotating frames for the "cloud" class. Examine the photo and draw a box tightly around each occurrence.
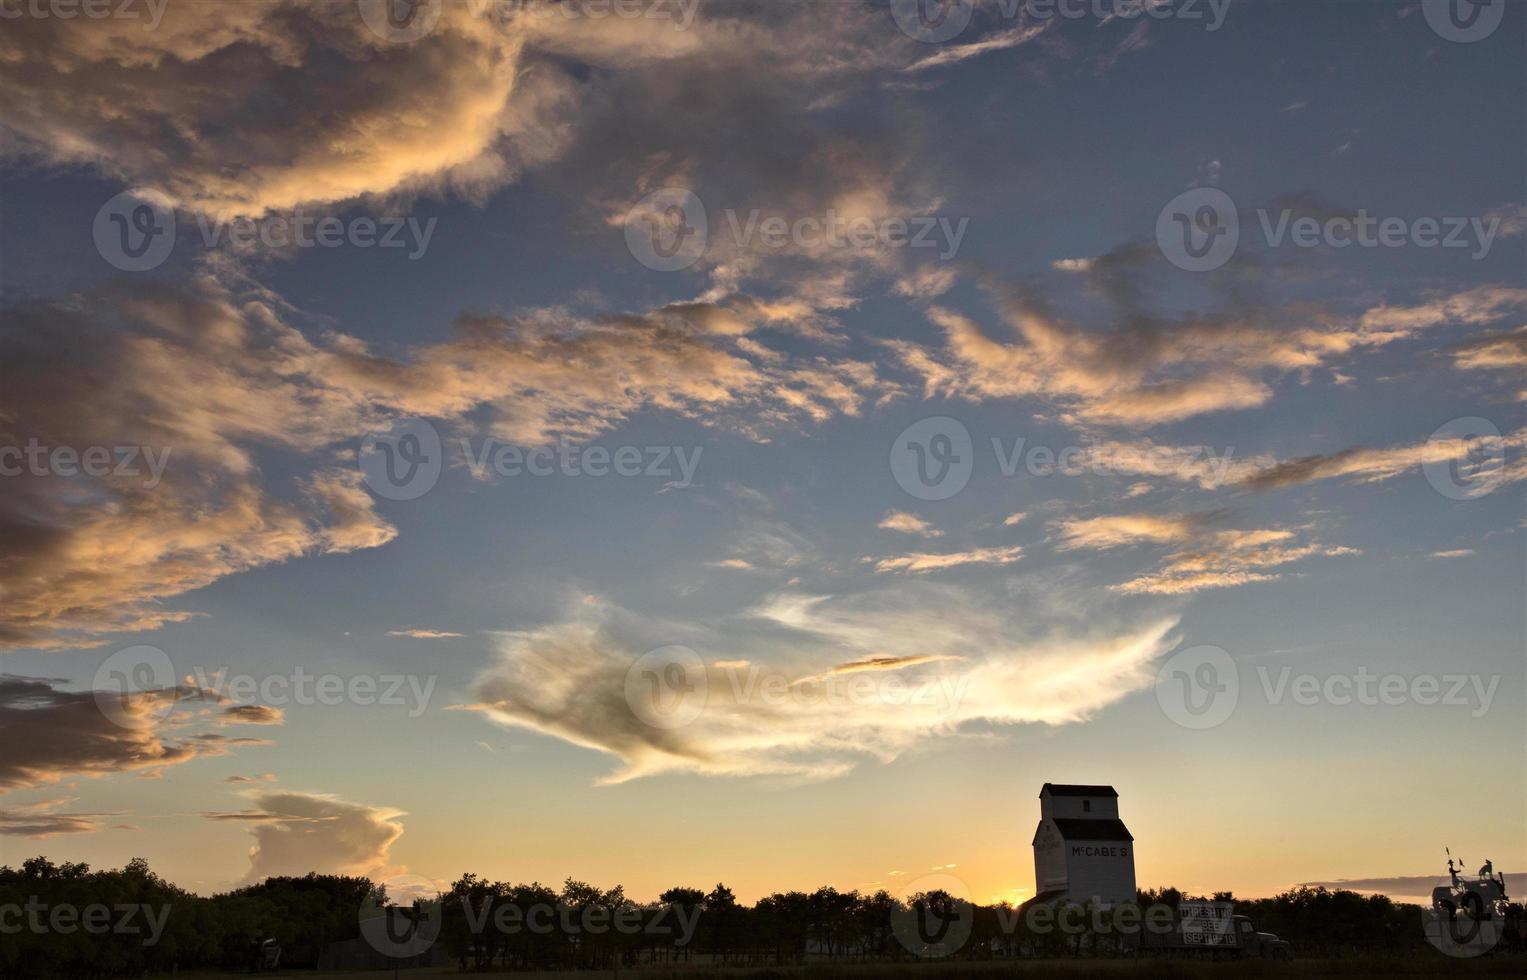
[1296,874,1524,905]
[893,266,960,299]
[225,773,278,784]
[903,23,1051,73]
[877,511,942,538]
[464,592,1178,783]
[0,273,893,650]
[222,705,285,725]
[1450,325,1527,379]
[1236,427,1527,492]
[204,791,404,883]
[869,544,1024,574]
[0,675,272,792]
[1003,512,1028,525]
[1055,514,1202,551]
[707,559,756,571]
[1056,515,1357,595]
[0,4,529,219]
[890,284,1527,428]
[1428,549,1475,559]
[0,798,129,838]
[387,629,466,639]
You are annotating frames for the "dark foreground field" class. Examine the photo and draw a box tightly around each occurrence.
[178,955,1527,980]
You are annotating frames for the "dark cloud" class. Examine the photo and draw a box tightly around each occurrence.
[0,675,268,792]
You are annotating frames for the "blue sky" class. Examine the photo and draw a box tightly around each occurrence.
[0,0,1522,907]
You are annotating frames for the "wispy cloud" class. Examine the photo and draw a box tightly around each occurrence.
[464,593,1178,783]
[869,544,1024,574]
[877,510,942,538]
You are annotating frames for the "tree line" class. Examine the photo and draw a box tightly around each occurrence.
[1,855,1520,977]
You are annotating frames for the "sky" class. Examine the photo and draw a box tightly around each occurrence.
[0,0,1523,911]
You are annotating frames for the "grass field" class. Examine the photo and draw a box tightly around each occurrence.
[171,955,1526,980]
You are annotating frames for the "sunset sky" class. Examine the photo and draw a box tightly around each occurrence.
[0,0,1522,910]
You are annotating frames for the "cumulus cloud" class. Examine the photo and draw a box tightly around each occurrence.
[203,791,404,883]
[877,511,942,538]
[0,675,275,792]
[868,544,1024,574]
[1056,514,1357,595]
[464,592,1178,783]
